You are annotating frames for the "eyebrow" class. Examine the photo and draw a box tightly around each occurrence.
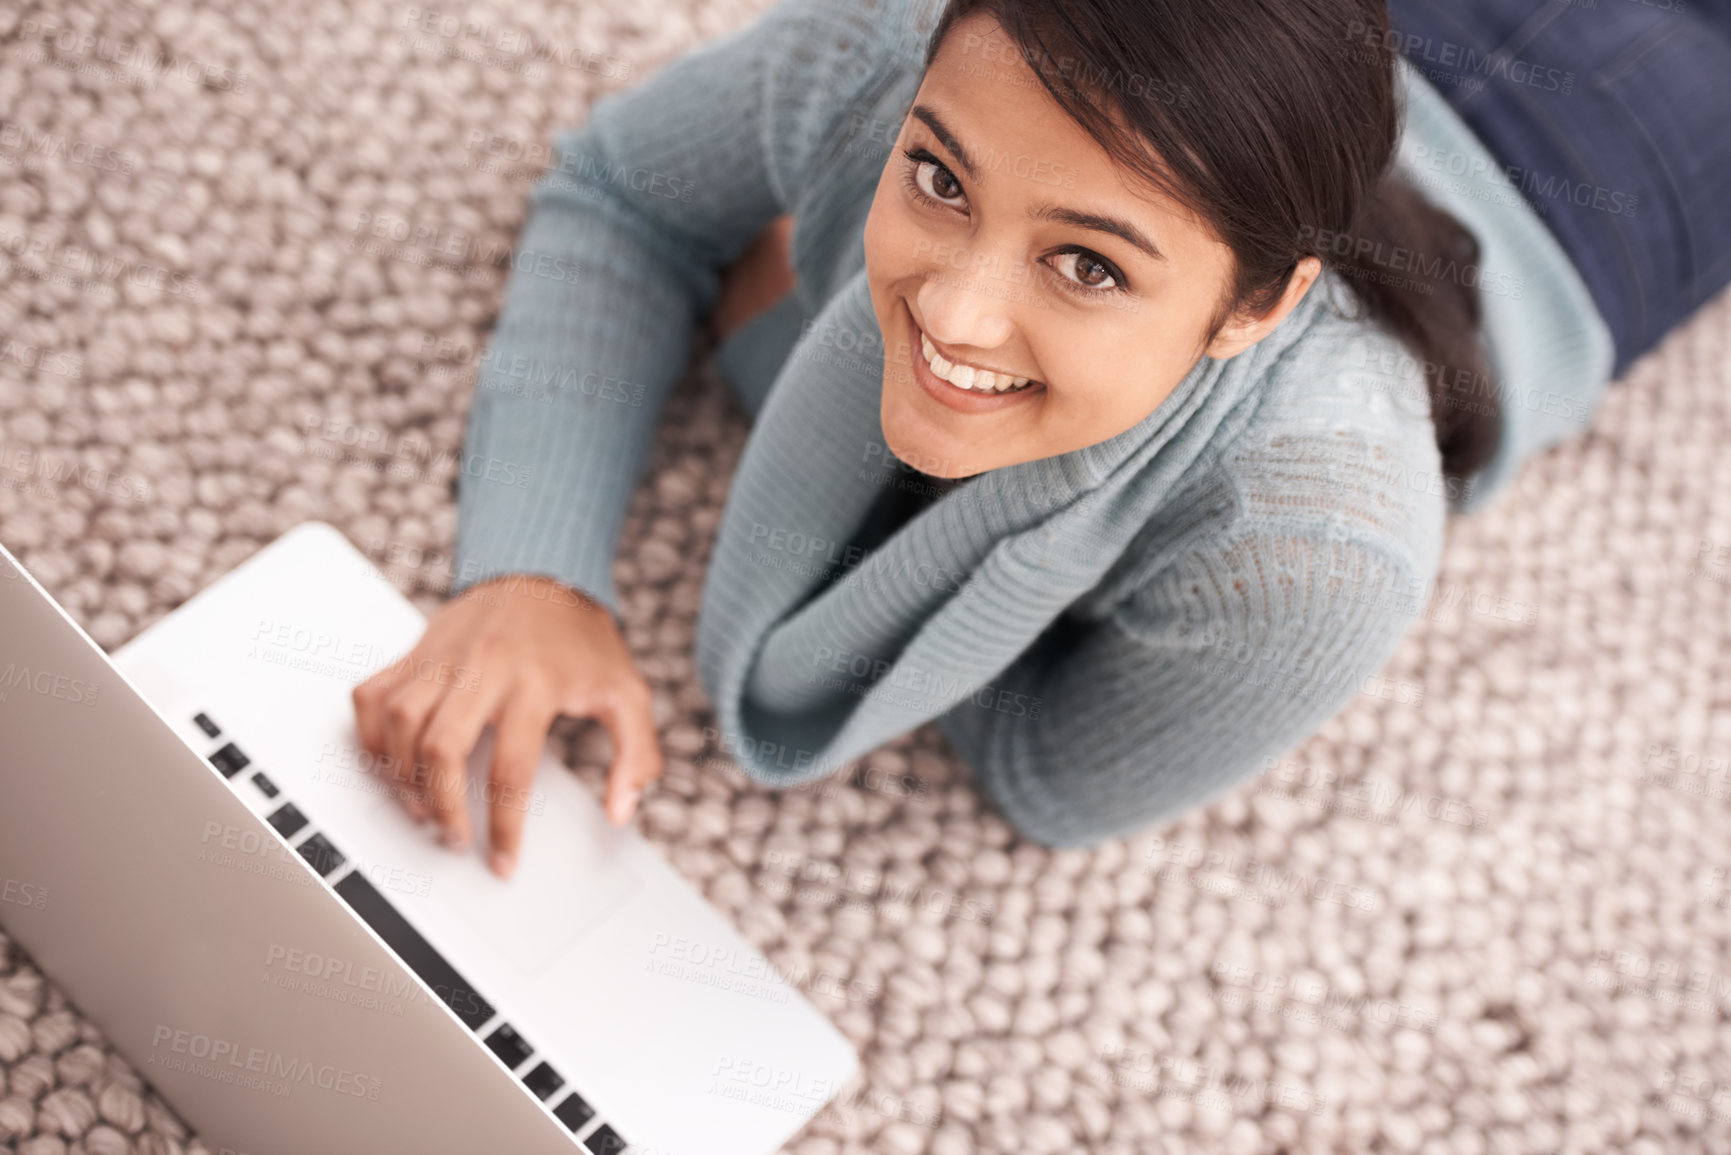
[910,102,1167,263]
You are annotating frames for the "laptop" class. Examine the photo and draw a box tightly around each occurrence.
[0,520,858,1155]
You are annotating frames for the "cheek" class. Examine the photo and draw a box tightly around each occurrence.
[1045,334,1190,431]
[862,200,897,343]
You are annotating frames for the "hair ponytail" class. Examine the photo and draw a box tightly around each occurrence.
[1330,173,1501,484]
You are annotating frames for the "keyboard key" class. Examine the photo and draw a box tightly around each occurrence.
[331,872,496,1031]
[551,1090,595,1132]
[208,742,250,778]
[522,1061,564,1101]
[296,832,346,877]
[485,1022,535,1070]
[584,1123,628,1155]
[192,712,221,738]
[266,802,309,840]
[250,771,280,799]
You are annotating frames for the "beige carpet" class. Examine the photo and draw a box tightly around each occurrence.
[4,0,1731,1152]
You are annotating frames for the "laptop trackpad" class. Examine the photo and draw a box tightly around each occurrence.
[360,727,645,983]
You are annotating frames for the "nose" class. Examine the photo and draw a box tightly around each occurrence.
[914,258,1017,355]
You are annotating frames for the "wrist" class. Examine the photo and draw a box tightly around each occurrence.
[472,572,600,614]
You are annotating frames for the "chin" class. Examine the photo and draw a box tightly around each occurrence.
[879,387,964,478]
[877,400,929,472]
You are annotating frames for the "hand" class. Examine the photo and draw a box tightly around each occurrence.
[351,573,663,879]
[710,212,796,342]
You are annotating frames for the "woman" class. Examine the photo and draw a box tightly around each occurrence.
[352,0,1731,876]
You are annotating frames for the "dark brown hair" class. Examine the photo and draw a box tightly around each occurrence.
[923,0,1500,490]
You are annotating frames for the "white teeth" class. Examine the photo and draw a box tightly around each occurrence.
[920,330,1032,393]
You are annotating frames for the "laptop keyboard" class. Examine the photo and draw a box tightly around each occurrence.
[295,831,346,876]
[552,1088,595,1131]
[522,1060,566,1101]
[484,1022,536,1069]
[330,870,497,1030]
[207,741,251,778]
[584,1124,629,1155]
[265,801,309,840]
[194,712,630,1152]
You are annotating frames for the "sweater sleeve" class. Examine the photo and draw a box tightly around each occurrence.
[934,526,1434,849]
[449,0,879,616]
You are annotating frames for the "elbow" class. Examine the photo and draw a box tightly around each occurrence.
[943,713,1253,852]
[941,718,1141,851]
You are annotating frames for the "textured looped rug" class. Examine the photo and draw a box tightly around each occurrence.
[3,0,1731,1152]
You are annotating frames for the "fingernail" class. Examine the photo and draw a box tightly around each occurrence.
[440,824,470,851]
[611,787,642,826]
[491,850,516,879]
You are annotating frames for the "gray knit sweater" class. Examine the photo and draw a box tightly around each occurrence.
[449,0,1612,847]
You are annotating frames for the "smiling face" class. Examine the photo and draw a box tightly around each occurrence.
[862,12,1318,479]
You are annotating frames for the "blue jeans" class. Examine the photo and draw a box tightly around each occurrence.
[1385,0,1731,376]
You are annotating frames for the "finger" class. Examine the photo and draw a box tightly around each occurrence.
[359,661,433,820]
[484,688,558,879]
[381,669,448,824]
[415,665,507,853]
[595,682,663,827]
[352,655,414,760]
[369,738,431,823]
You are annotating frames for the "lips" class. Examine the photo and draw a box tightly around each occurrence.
[919,331,1035,394]
[904,307,1045,413]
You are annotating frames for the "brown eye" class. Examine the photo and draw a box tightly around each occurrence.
[902,147,968,209]
[1053,249,1120,293]
[929,164,961,200]
[1074,254,1110,287]
[913,158,964,205]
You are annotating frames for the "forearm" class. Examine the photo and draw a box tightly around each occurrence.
[451,180,705,619]
[939,536,1430,849]
[449,0,837,613]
